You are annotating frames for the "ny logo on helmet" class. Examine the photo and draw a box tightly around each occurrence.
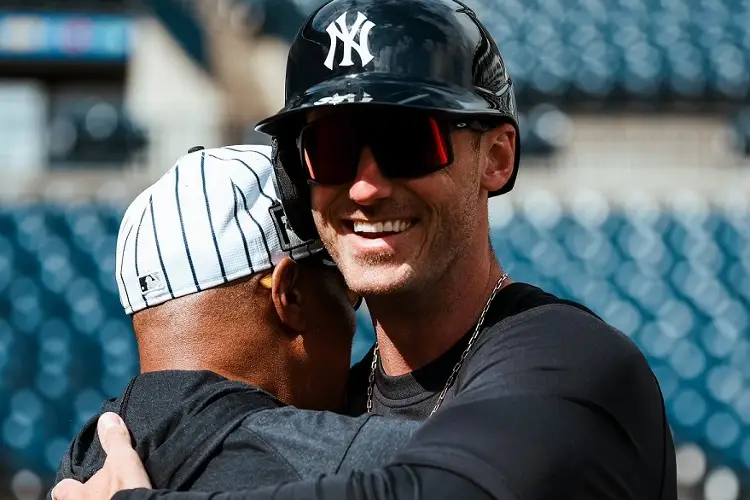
[324,11,375,71]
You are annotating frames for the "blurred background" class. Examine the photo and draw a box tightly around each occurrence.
[0,0,748,498]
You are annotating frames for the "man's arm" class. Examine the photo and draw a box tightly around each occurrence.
[54,306,673,500]
[112,394,654,500]
[111,391,622,500]
[113,466,496,500]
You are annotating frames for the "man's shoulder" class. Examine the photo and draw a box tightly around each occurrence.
[496,300,643,355]
[237,407,411,478]
[241,405,372,434]
[474,300,655,392]
[238,407,371,456]
[478,301,671,464]
[460,301,665,441]
[491,282,602,322]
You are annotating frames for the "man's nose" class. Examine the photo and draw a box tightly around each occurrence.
[348,147,394,205]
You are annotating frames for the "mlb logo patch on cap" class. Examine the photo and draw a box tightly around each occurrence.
[139,272,165,296]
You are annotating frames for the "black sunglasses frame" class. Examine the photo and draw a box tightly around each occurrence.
[296,114,493,187]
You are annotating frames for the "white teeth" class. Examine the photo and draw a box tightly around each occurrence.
[353,220,412,234]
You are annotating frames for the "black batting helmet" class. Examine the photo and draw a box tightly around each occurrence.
[256,0,520,240]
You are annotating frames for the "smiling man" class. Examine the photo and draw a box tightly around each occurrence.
[51,0,677,498]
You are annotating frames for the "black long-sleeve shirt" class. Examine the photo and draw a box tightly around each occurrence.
[54,371,419,493]
[113,284,677,500]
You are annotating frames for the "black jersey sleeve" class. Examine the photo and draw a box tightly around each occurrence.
[115,465,496,500]
[114,305,675,500]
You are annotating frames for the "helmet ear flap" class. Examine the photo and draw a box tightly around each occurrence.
[270,137,320,241]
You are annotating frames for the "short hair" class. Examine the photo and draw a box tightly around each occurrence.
[472,131,482,152]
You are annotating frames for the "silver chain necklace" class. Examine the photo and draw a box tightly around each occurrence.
[366,272,509,417]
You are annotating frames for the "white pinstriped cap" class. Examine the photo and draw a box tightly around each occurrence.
[115,144,325,315]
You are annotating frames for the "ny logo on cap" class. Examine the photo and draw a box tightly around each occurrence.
[324,11,375,70]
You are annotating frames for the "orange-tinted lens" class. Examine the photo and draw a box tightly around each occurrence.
[300,113,452,185]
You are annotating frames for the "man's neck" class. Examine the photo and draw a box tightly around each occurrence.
[138,329,346,411]
[367,250,507,376]
[138,329,299,403]
[139,349,287,395]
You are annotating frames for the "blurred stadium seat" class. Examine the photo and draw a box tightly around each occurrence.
[732,108,750,156]
[48,99,148,169]
[11,0,133,9]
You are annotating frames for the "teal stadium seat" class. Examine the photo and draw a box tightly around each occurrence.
[732,108,750,156]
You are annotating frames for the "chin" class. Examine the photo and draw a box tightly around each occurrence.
[342,261,418,296]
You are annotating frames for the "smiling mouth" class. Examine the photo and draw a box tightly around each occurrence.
[344,219,415,239]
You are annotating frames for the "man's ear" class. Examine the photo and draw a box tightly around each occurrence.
[480,123,516,193]
[271,257,307,333]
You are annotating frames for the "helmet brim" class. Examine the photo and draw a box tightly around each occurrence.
[255,74,517,136]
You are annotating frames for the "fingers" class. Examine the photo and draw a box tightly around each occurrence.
[51,415,151,500]
[51,479,83,500]
[97,412,153,490]
[97,412,132,457]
